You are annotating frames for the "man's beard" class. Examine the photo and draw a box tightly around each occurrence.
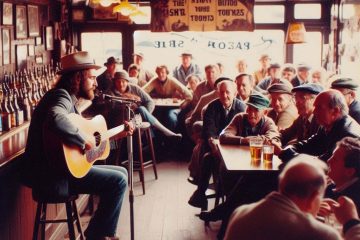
[79,87,95,100]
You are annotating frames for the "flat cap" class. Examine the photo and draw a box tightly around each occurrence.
[113,71,131,82]
[247,93,270,110]
[331,77,358,90]
[297,63,311,71]
[269,63,281,69]
[292,83,324,95]
[133,52,144,58]
[267,83,293,95]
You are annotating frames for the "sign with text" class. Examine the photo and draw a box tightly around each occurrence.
[151,0,254,32]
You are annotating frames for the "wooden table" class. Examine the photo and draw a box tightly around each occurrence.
[153,98,184,108]
[216,142,282,173]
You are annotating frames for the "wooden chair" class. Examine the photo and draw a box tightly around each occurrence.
[32,192,84,240]
[123,122,158,194]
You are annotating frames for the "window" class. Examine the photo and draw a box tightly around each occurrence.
[293,32,322,67]
[81,32,122,68]
[134,30,284,78]
[131,5,151,24]
[254,5,284,23]
[294,4,321,19]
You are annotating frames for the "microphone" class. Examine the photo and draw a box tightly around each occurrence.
[102,93,140,104]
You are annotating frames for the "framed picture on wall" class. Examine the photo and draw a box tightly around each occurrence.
[45,26,54,50]
[0,30,2,66]
[72,8,85,22]
[2,28,10,65]
[16,45,28,70]
[2,2,13,25]
[28,5,40,37]
[16,5,28,39]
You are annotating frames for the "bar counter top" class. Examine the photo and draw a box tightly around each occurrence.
[0,122,29,168]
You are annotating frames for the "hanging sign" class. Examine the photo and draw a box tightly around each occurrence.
[151,0,254,32]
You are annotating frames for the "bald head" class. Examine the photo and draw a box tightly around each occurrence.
[313,89,349,129]
[279,154,327,199]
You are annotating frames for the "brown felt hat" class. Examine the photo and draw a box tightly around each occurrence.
[57,51,101,74]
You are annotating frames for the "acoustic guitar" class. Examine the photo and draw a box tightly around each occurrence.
[61,113,127,178]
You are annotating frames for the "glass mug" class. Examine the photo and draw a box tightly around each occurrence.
[263,145,274,162]
[249,137,263,162]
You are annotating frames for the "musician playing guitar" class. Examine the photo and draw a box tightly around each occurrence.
[21,52,134,240]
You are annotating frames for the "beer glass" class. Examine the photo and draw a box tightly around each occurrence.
[249,137,263,161]
[263,145,274,162]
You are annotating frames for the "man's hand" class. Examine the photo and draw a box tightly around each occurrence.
[208,137,218,155]
[124,121,135,136]
[330,196,359,225]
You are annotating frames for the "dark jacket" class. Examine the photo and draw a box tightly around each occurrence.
[350,100,360,124]
[96,70,113,93]
[279,115,360,162]
[202,98,246,149]
[280,115,320,146]
[21,89,85,197]
[290,76,308,87]
[326,179,360,213]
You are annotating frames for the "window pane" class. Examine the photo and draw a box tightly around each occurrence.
[293,32,322,67]
[254,5,284,23]
[81,32,122,68]
[134,30,284,78]
[131,6,151,24]
[294,4,321,19]
[341,4,355,21]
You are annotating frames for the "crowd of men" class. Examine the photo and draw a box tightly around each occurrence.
[38,50,359,239]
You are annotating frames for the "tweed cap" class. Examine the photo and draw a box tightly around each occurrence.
[113,71,131,82]
[331,77,358,90]
[292,83,324,95]
[247,93,270,110]
[268,83,293,95]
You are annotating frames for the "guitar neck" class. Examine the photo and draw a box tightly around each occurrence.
[102,124,125,140]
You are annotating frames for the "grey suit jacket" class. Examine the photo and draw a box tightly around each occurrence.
[22,88,85,197]
[225,192,341,240]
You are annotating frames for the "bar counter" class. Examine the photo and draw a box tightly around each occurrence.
[0,122,89,239]
[0,122,29,168]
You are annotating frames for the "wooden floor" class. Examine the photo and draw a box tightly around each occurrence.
[80,160,221,240]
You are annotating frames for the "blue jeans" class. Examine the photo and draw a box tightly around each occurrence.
[69,165,128,238]
[136,106,156,125]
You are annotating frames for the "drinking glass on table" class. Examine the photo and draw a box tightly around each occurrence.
[249,136,263,161]
[263,144,274,162]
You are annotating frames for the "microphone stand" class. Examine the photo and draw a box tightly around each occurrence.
[107,96,135,240]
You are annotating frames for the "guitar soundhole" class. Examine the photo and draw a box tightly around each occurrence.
[94,132,101,146]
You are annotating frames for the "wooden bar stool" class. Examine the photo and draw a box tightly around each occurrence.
[32,192,84,240]
[123,122,158,194]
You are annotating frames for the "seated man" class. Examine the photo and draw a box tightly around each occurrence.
[329,196,360,240]
[143,65,193,131]
[280,83,323,146]
[21,52,134,240]
[235,73,254,102]
[267,83,298,130]
[279,89,360,162]
[188,80,246,209]
[326,137,360,212]
[110,70,181,139]
[224,155,341,240]
[330,77,360,124]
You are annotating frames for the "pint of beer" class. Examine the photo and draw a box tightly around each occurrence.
[249,137,263,161]
[263,145,274,162]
